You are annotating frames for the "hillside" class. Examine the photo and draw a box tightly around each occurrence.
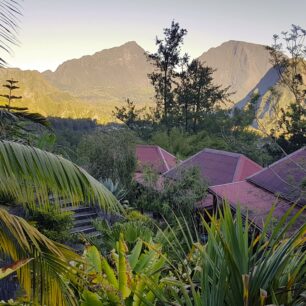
[0,41,281,124]
[0,69,114,123]
[43,41,154,107]
[236,64,306,134]
[198,40,272,103]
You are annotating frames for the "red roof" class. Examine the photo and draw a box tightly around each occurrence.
[135,145,178,174]
[209,181,305,234]
[247,147,306,205]
[164,148,262,186]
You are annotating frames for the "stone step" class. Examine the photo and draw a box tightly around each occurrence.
[71,225,96,234]
[86,231,102,238]
[74,211,97,220]
[73,218,93,227]
[62,206,93,214]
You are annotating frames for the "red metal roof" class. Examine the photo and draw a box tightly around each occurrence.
[247,147,306,205]
[209,181,305,234]
[135,145,178,174]
[164,148,262,186]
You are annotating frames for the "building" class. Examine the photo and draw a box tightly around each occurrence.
[164,148,262,186]
[209,147,306,234]
[134,144,178,189]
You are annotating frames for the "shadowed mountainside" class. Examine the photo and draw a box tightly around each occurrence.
[0,68,114,123]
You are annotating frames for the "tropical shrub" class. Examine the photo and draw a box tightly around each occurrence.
[145,204,306,306]
[25,206,74,243]
[80,233,166,305]
[133,167,207,224]
[92,209,155,253]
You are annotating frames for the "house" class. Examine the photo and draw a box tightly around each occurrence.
[209,147,306,234]
[134,144,178,188]
[164,148,262,186]
[163,148,263,212]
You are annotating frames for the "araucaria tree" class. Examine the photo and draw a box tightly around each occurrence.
[0,79,50,142]
[148,21,188,128]
[267,24,306,153]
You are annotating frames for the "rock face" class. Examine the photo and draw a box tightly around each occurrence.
[43,41,154,106]
[198,40,272,102]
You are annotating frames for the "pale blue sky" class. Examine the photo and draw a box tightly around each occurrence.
[8,0,306,72]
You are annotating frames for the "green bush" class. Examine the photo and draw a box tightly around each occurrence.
[77,129,137,188]
[26,206,74,243]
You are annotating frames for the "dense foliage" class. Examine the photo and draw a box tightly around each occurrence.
[267,25,306,154]
[130,167,207,223]
[77,129,137,188]
[0,6,305,305]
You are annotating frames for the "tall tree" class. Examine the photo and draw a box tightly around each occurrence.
[148,21,188,128]
[176,59,231,132]
[0,79,51,142]
[267,25,306,153]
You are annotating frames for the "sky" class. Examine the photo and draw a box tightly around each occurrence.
[7,0,306,72]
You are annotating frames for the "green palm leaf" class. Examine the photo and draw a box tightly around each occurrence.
[0,140,121,212]
[0,207,82,306]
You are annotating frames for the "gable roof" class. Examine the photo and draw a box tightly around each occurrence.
[164,148,262,186]
[135,144,178,174]
[247,147,306,205]
[209,181,305,235]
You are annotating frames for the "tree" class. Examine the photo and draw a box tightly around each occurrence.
[148,21,188,128]
[0,79,51,142]
[267,25,306,153]
[176,59,231,132]
[113,98,145,128]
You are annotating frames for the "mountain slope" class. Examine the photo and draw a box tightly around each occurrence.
[236,65,306,134]
[0,40,279,125]
[0,69,113,123]
[198,40,272,102]
[43,41,154,106]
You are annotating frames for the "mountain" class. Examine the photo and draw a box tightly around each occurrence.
[236,64,306,134]
[198,40,272,102]
[0,40,280,125]
[0,68,114,123]
[43,41,154,107]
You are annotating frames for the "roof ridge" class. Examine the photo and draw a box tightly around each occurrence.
[204,148,242,157]
[233,155,244,182]
[209,181,244,189]
[157,146,170,172]
[241,154,263,169]
[163,147,207,176]
[247,146,306,181]
[159,147,178,160]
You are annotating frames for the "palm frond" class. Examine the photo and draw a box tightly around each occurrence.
[0,0,22,66]
[0,208,82,305]
[0,140,121,212]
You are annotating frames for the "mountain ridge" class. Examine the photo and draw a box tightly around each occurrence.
[1,40,290,127]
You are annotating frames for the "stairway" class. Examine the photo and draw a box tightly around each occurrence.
[62,205,101,238]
